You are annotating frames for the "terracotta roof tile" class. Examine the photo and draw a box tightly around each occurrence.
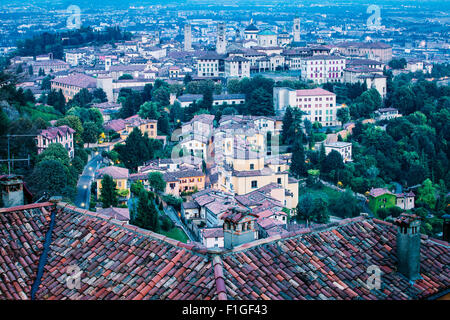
[0,202,449,300]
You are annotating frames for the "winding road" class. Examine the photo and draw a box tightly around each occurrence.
[74,153,103,209]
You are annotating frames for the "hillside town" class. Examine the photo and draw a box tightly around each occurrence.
[0,0,449,302]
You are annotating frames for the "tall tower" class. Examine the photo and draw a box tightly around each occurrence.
[184,23,192,51]
[216,22,227,54]
[293,18,301,42]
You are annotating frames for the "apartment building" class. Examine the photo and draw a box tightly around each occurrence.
[324,142,352,163]
[335,41,392,63]
[224,56,251,78]
[273,87,342,127]
[51,73,97,101]
[300,55,346,84]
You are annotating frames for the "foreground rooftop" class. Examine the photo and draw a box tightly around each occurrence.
[0,201,448,300]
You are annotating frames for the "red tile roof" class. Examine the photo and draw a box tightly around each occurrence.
[51,73,97,89]
[0,203,448,300]
[95,166,129,180]
[296,88,335,97]
[38,125,75,141]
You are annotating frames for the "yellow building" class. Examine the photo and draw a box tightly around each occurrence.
[217,146,298,209]
[95,166,130,201]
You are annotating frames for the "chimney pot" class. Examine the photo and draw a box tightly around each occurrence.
[394,213,421,281]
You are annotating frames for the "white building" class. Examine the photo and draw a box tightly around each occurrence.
[224,56,250,79]
[274,87,342,127]
[196,52,223,78]
[200,228,224,248]
[257,29,278,48]
[176,94,246,108]
[374,107,401,121]
[300,55,346,84]
[324,142,352,162]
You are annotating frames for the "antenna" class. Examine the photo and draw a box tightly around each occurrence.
[0,134,37,175]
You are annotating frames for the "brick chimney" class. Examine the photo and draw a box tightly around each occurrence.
[222,206,258,249]
[394,213,421,281]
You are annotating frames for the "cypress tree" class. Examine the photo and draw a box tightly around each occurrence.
[100,174,118,208]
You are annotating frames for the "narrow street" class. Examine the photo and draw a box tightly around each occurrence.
[164,205,197,242]
[74,153,102,209]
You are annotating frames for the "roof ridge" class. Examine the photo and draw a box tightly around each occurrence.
[212,255,228,300]
[0,202,54,213]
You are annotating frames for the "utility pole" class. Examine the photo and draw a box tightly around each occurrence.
[0,134,37,175]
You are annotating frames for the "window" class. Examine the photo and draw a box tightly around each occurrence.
[277,178,282,184]
[251,180,258,188]
[250,163,254,170]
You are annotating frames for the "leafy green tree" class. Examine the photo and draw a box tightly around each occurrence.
[131,189,160,232]
[38,143,70,167]
[247,88,274,116]
[138,101,160,120]
[93,88,107,102]
[47,89,66,114]
[152,86,170,106]
[68,88,93,108]
[157,112,170,135]
[148,171,166,193]
[142,83,153,102]
[41,76,52,90]
[130,181,145,196]
[118,74,133,80]
[329,190,361,218]
[28,159,73,200]
[388,58,407,70]
[281,106,293,144]
[321,150,344,174]
[296,193,329,224]
[82,121,100,146]
[119,89,143,118]
[169,101,183,124]
[100,174,118,208]
[290,137,307,178]
[0,107,9,136]
[336,107,350,127]
[56,115,84,143]
[392,85,416,115]
[115,128,162,172]
[227,79,241,94]
[417,179,437,209]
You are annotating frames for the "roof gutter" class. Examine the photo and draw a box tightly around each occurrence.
[30,206,59,300]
